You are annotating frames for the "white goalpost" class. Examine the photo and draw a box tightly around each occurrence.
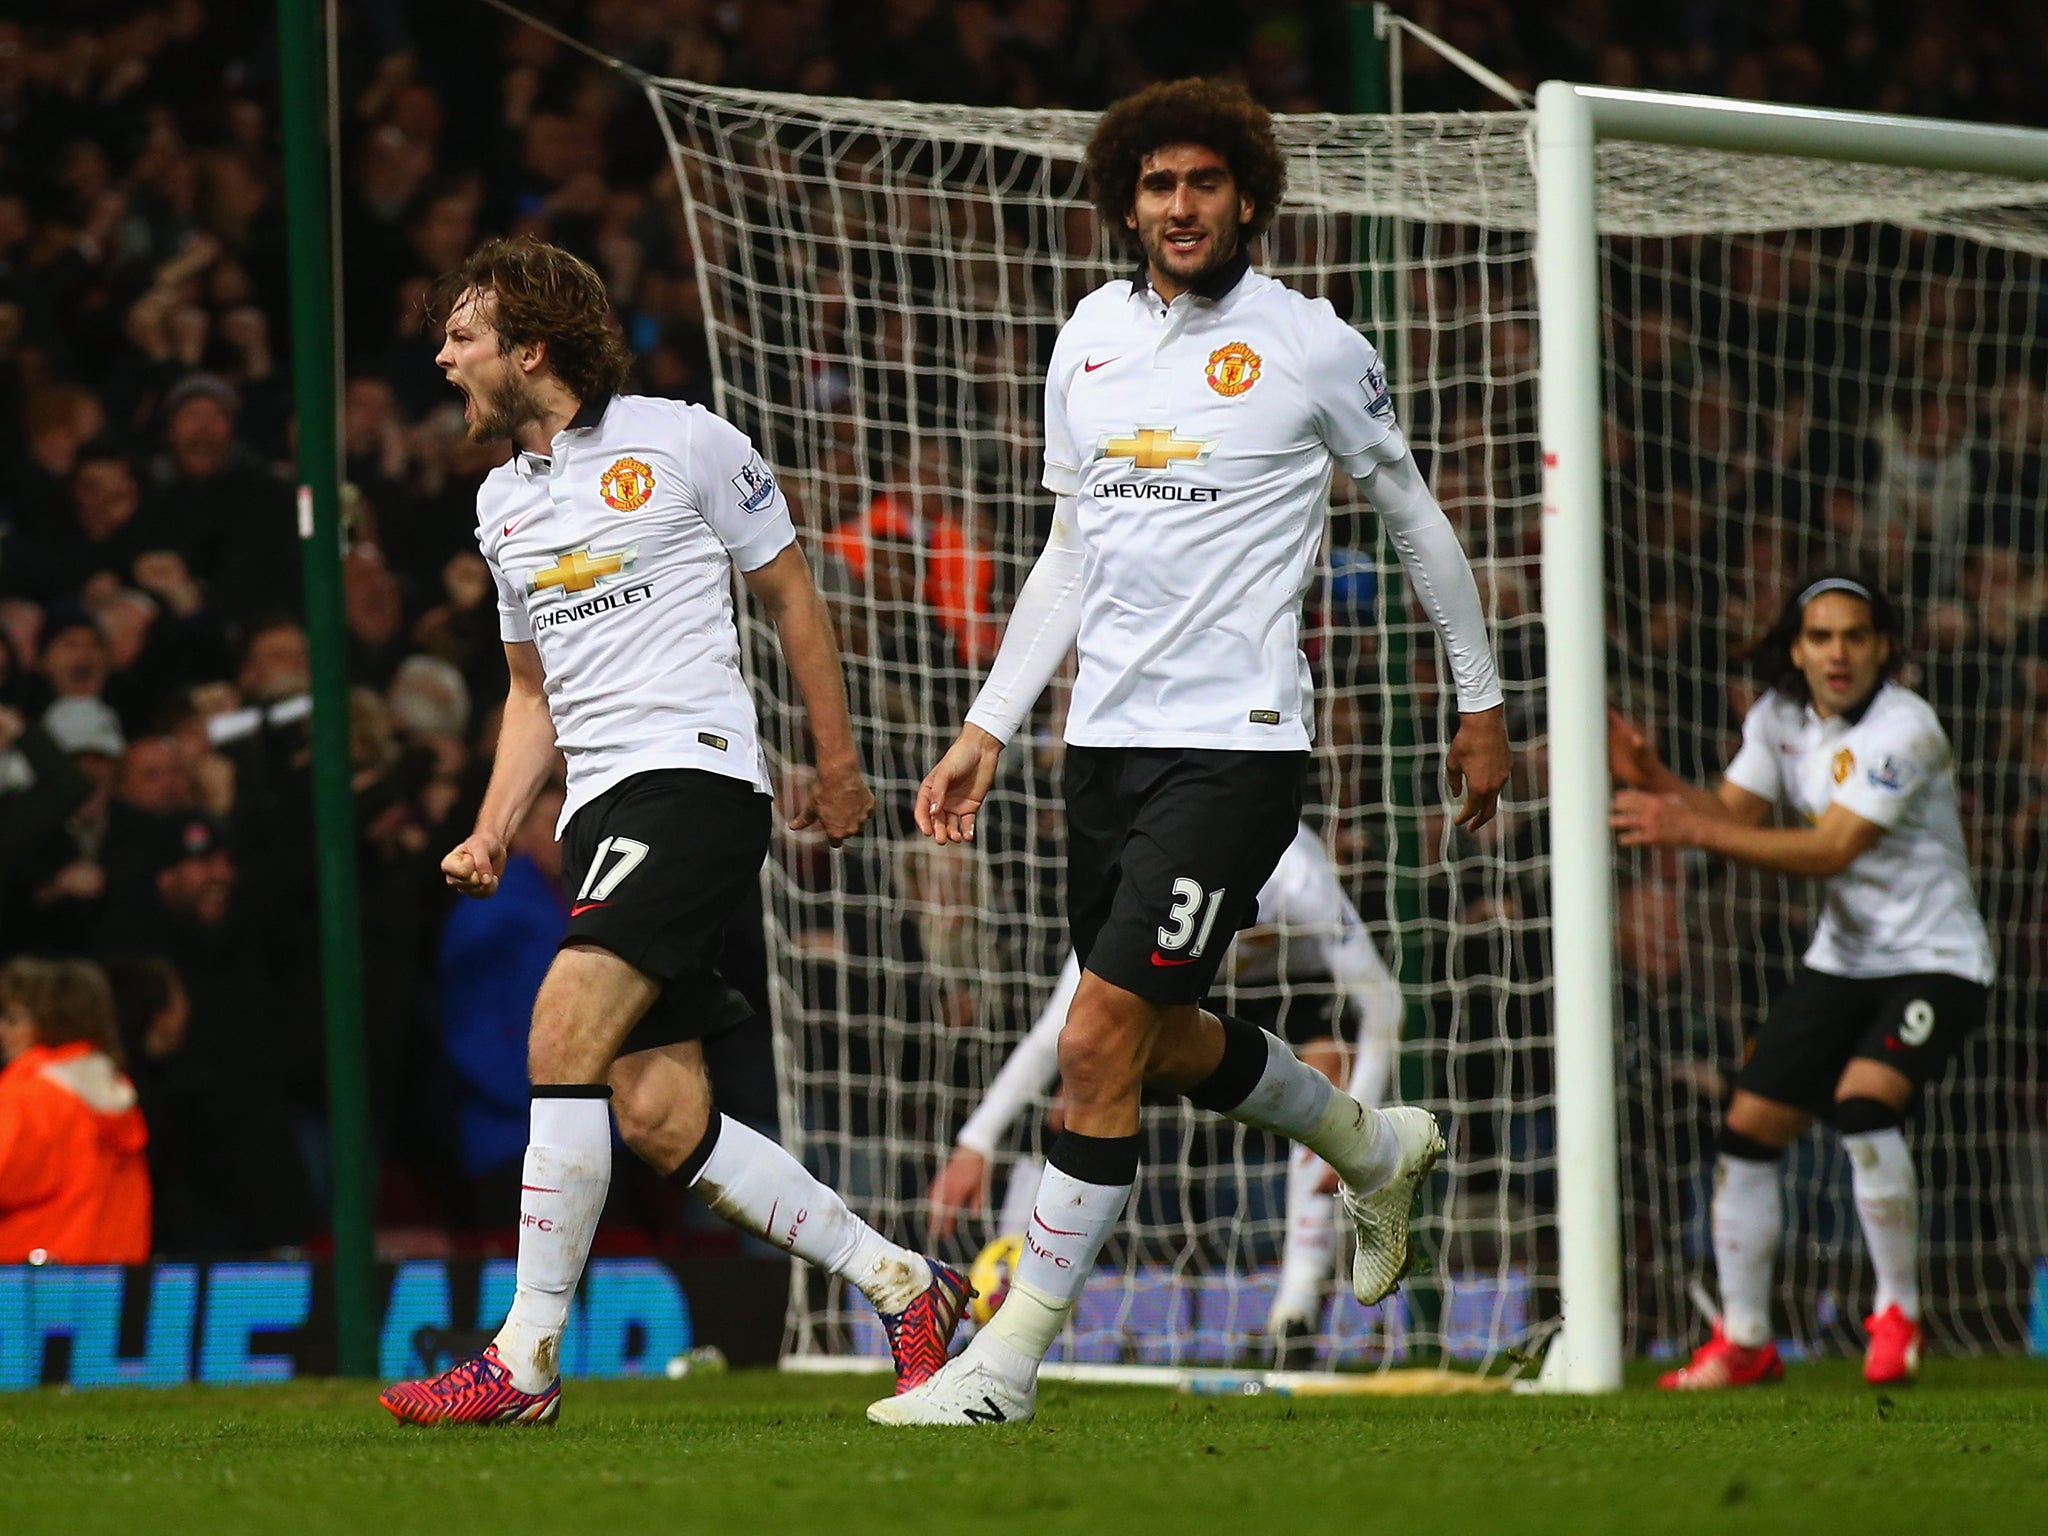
[633,71,2048,1390]
[1533,84,2048,1389]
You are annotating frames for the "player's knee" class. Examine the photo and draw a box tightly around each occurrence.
[527,1032,561,1083]
[1057,1014,1145,1105]
[608,1068,660,1147]
[608,1056,709,1173]
[1716,1125,1784,1163]
[611,1079,696,1173]
[527,1024,582,1085]
[1834,1096,1902,1135]
[526,1002,612,1084]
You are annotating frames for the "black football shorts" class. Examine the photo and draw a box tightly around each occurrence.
[558,767,772,1055]
[1063,746,1307,1006]
[1735,966,1988,1118]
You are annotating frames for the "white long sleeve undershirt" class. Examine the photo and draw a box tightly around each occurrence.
[963,498,1085,745]
[1350,446,1505,714]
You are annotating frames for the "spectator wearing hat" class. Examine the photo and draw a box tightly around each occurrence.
[0,694,127,956]
[148,372,299,627]
[102,952,311,1256]
[37,609,112,712]
[98,800,310,1234]
[0,701,96,961]
[95,730,204,912]
[101,812,250,1047]
[0,956,151,1264]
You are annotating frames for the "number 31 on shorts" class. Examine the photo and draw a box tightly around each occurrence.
[1158,877,1227,958]
[576,836,649,903]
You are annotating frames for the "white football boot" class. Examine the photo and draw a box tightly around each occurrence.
[866,1345,1036,1427]
[1338,1105,1445,1305]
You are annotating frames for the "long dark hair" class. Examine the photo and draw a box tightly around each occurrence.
[1084,78,1287,261]
[1751,572,1907,706]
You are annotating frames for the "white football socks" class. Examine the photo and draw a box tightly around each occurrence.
[690,1114,930,1313]
[1845,1128,1920,1319]
[1712,1154,1782,1349]
[495,1091,613,1393]
[976,1154,1131,1388]
[1271,1143,1338,1329]
[1226,1031,1399,1193]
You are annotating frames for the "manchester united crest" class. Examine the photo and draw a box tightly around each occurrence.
[1205,341,1262,398]
[1833,748,1855,784]
[600,456,656,512]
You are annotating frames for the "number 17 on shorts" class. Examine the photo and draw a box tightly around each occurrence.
[571,835,648,916]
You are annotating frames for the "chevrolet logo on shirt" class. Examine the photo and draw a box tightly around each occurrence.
[1096,427,1218,471]
[528,546,637,596]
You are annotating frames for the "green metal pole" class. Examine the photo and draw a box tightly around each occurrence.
[276,0,377,1378]
[1349,1,1443,1354]
[1349,1,1390,114]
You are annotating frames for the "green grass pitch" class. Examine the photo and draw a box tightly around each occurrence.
[3,1361,2044,1535]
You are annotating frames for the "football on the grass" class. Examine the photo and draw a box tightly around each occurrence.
[967,1233,1023,1326]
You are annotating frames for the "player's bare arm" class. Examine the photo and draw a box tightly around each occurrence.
[742,541,874,845]
[1445,704,1512,829]
[916,723,1004,845]
[924,1145,992,1242]
[443,640,557,897]
[1614,791,1885,877]
[1608,706,1768,823]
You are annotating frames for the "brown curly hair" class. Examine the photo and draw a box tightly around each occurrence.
[0,957,123,1065]
[1084,78,1287,259]
[428,236,633,405]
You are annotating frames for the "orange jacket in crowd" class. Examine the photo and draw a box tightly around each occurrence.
[826,494,1001,667]
[0,1040,151,1264]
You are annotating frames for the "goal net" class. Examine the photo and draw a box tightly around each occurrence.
[644,76,2047,1371]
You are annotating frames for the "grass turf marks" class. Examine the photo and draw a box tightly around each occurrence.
[2,1360,2043,1536]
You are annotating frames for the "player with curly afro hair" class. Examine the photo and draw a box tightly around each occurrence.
[881,70,1511,1433]
[1083,77,1287,278]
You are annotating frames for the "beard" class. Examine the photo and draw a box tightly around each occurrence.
[1141,216,1242,286]
[468,369,547,443]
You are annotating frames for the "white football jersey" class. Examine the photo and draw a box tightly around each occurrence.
[474,394,794,831]
[1042,260,1415,750]
[1722,680,1994,983]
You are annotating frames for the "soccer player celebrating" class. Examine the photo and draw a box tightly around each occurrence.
[875,80,1508,1427]
[379,238,968,1426]
[924,821,1405,1368]
[1610,576,1993,1388]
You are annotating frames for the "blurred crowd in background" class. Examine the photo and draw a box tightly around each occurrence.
[0,0,2043,1297]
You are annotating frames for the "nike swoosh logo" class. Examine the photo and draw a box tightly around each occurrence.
[1032,1211,1088,1238]
[1083,356,1119,372]
[503,517,529,536]
[1150,952,1198,967]
[569,902,608,917]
